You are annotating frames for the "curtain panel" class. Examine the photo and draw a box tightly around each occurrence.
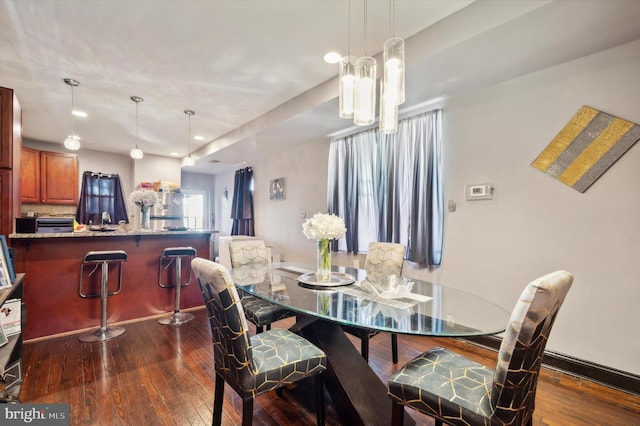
[230,167,255,236]
[327,109,443,265]
[76,171,129,226]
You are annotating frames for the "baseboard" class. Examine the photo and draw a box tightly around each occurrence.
[464,335,640,396]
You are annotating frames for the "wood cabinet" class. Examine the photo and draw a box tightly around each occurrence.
[0,87,21,236]
[20,148,78,205]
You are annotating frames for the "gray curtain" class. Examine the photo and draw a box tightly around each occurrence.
[230,167,254,236]
[327,109,443,265]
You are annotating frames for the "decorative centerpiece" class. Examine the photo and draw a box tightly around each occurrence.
[302,213,348,284]
[129,189,158,230]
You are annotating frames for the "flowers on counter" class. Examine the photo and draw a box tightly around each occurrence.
[129,189,158,208]
[302,213,347,241]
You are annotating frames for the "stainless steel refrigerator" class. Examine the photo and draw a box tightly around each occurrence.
[150,191,185,230]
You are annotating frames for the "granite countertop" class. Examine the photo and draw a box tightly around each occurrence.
[9,229,217,239]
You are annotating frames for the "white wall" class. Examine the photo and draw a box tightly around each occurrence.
[404,39,640,374]
[214,139,330,263]
[216,40,640,375]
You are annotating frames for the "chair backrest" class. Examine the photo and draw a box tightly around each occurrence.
[229,240,269,267]
[364,242,406,276]
[491,270,573,424]
[191,257,255,392]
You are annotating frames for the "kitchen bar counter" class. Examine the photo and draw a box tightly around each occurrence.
[9,230,213,340]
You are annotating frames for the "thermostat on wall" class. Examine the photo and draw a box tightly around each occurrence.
[465,183,494,200]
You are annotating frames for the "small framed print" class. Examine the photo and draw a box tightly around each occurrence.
[0,236,15,283]
[270,178,285,200]
[0,322,7,348]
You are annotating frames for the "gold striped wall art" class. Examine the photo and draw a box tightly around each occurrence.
[531,106,640,193]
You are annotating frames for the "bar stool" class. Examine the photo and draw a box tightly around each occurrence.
[78,250,127,342]
[158,247,197,325]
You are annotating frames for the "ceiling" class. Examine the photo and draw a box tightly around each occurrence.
[2,0,640,174]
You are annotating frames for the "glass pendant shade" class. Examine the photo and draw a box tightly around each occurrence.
[183,109,195,167]
[130,147,144,159]
[64,135,81,150]
[379,81,398,134]
[63,78,81,150]
[339,55,357,119]
[383,37,405,105]
[130,96,144,160]
[354,56,376,126]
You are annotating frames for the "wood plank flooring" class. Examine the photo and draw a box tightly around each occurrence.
[19,308,639,425]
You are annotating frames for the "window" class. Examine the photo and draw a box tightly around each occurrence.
[182,189,209,230]
[76,172,129,226]
[327,110,443,265]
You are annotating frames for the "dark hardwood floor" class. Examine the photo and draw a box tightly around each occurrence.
[19,308,639,425]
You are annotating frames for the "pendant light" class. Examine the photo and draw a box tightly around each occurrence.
[130,96,144,160]
[63,78,81,150]
[379,80,398,134]
[382,0,405,106]
[183,110,195,167]
[354,0,376,126]
[339,0,356,119]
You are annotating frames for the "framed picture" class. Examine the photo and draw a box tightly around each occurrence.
[270,177,286,200]
[0,322,7,348]
[0,236,15,283]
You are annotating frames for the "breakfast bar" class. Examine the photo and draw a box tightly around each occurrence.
[9,229,213,340]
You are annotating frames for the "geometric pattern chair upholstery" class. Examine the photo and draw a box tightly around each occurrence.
[191,258,327,426]
[343,242,407,363]
[228,240,295,334]
[388,270,573,426]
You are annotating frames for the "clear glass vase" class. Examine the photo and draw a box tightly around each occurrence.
[140,206,150,230]
[317,239,332,282]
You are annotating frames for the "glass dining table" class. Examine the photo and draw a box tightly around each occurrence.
[230,263,510,426]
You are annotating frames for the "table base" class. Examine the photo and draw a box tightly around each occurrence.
[290,316,414,426]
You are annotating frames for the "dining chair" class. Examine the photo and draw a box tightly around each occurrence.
[191,257,327,426]
[228,239,295,333]
[343,242,406,363]
[387,270,573,426]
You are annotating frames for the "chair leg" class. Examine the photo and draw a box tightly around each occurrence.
[266,323,272,331]
[256,325,264,334]
[435,420,443,426]
[242,397,254,426]
[391,333,398,363]
[213,373,225,426]
[391,400,405,426]
[361,335,369,362]
[315,373,325,426]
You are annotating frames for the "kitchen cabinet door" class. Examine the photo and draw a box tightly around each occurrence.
[40,151,78,205]
[20,147,39,204]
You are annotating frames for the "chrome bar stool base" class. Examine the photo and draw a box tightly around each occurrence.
[158,311,195,326]
[158,247,197,326]
[78,250,128,343]
[78,325,126,342]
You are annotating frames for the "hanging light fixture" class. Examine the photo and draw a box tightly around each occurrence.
[63,78,81,150]
[130,96,144,160]
[339,0,356,119]
[379,80,398,134]
[183,109,195,167]
[382,0,405,106]
[354,0,376,126]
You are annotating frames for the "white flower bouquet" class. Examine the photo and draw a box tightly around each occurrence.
[302,213,346,241]
[129,189,159,208]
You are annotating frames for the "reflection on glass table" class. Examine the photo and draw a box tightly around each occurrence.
[230,262,509,338]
